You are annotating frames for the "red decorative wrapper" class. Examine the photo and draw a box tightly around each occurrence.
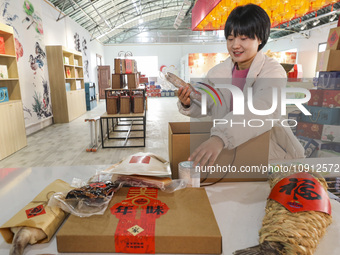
[25,205,46,219]
[268,172,331,215]
[111,188,169,253]
[328,30,339,48]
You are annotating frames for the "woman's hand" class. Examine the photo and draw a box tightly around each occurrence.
[189,136,225,167]
[178,86,191,107]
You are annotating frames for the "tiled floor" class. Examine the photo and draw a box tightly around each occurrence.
[0,97,189,168]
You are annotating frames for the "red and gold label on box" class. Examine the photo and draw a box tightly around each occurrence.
[25,204,46,219]
[322,90,340,108]
[296,122,323,140]
[111,188,169,253]
[269,172,331,215]
[328,30,339,48]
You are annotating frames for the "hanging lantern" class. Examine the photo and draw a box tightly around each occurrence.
[265,0,280,11]
[290,0,304,18]
[234,0,243,7]
[308,0,317,12]
[274,1,289,23]
[284,4,295,22]
[264,0,280,23]
[216,0,234,15]
[326,0,338,11]
[251,0,265,5]
[295,1,310,17]
[310,0,327,11]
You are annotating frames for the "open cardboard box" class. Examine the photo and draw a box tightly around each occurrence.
[168,122,270,182]
[57,187,222,254]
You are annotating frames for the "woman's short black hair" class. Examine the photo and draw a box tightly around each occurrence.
[224,4,271,51]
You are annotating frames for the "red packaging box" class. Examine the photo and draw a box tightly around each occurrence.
[0,37,5,54]
[326,27,340,51]
[296,122,324,140]
[322,90,340,108]
[308,90,324,106]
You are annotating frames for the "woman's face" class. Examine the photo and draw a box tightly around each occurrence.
[226,33,261,65]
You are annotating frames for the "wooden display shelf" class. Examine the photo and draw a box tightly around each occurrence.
[0,23,27,160]
[0,99,21,105]
[0,54,16,58]
[46,45,86,123]
[101,111,145,118]
[0,78,19,81]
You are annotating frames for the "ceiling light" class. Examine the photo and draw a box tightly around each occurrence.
[300,24,307,30]
[330,14,337,22]
[313,19,320,26]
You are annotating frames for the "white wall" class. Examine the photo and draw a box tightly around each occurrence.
[264,22,338,78]
[103,43,227,75]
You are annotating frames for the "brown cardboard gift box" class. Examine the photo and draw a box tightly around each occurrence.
[57,187,222,254]
[107,96,119,114]
[127,73,139,89]
[168,122,270,181]
[112,74,124,89]
[326,26,340,51]
[315,50,340,72]
[132,95,144,113]
[120,96,131,114]
[114,58,126,74]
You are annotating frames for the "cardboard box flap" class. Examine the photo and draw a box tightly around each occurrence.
[168,122,270,181]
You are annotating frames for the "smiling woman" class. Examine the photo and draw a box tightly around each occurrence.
[176,3,305,166]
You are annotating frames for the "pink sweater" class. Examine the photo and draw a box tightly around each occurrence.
[230,66,249,111]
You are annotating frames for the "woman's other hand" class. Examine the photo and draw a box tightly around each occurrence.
[178,86,191,107]
[189,136,225,167]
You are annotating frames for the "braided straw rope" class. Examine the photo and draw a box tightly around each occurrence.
[259,171,332,255]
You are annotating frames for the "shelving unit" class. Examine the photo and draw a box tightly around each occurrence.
[0,23,27,160]
[85,82,97,110]
[100,88,146,148]
[46,46,86,123]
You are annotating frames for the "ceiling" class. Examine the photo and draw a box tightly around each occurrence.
[48,0,340,45]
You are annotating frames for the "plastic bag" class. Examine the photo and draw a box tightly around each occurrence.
[103,152,171,177]
[48,176,122,217]
[111,174,187,193]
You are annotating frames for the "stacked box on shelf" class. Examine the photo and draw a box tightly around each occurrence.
[106,90,120,114]
[120,96,131,114]
[300,26,340,157]
[297,136,320,158]
[147,84,162,97]
[114,58,126,74]
[300,105,340,125]
[112,74,125,89]
[287,110,302,135]
[131,95,144,113]
[85,82,97,111]
[113,58,139,89]
[127,73,138,89]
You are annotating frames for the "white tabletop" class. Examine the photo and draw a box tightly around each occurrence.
[0,165,339,255]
